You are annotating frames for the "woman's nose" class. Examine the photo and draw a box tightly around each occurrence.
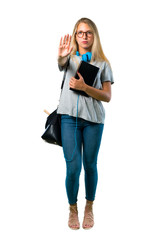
[83,32,88,39]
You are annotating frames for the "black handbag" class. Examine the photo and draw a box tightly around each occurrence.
[41,109,62,146]
[41,58,70,146]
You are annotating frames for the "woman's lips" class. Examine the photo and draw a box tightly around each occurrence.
[82,41,88,44]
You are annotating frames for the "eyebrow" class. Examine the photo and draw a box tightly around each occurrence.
[77,29,92,32]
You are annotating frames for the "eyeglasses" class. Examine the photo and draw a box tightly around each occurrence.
[76,31,93,38]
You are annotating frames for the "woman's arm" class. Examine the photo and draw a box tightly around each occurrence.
[69,72,111,102]
[84,81,111,102]
[58,34,73,66]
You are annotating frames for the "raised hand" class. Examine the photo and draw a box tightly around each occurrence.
[58,34,73,58]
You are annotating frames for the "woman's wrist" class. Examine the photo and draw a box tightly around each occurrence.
[57,55,68,66]
[82,83,88,92]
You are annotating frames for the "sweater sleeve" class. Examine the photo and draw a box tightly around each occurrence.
[58,57,70,72]
[100,62,114,84]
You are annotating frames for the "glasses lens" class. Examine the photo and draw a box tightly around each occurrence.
[77,31,83,37]
[87,31,93,37]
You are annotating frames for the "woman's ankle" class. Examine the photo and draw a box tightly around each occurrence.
[86,200,93,205]
[85,200,93,210]
[69,203,77,209]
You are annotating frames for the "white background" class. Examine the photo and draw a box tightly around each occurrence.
[0,0,160,239]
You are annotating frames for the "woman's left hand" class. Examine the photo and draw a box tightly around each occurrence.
[69,72,86,91]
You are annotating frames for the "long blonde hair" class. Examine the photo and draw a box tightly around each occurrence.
[70,17,110,64]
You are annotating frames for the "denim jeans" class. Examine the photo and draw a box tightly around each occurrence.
[61,115,104,205]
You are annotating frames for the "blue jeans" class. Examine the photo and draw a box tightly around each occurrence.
[61,115,104,205]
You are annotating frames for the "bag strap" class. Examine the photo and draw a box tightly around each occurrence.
[61,57,70,90]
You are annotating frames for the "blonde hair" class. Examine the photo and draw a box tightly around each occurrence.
[70,17,110,64]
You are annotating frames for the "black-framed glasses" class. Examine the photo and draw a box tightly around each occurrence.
[76,31,93,38]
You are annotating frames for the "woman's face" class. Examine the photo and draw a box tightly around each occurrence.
[76,23,94,54]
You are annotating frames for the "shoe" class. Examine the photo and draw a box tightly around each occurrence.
[82,201,94,229]
[68,203,80,230]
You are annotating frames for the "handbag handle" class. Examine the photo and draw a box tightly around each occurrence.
[61,57,70,89]
[44,109,50,115]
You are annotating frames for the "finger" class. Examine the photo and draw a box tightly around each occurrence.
[70,77,75,82]
[66,34,71,48]
[64,34,69,46]
[69,35,72,43]
[67,35,72,47]
[66,34,69,45]
[68,46,73,54]
[59,37,63,47]
[77,71,82,79]
[62,35,66,45]
[69,82,75,88]
[69,80,73,87]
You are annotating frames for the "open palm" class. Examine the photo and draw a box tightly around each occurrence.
[58,34,73,58]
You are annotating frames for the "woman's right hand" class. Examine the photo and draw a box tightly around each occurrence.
[58,34,73,59]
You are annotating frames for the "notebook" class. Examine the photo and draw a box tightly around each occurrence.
[70,60,100,97]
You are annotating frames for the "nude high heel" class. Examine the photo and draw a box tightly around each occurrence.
[82,200,94,229]
[68,203,80,230]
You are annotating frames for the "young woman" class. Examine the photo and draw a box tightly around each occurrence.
[57,18,114,230]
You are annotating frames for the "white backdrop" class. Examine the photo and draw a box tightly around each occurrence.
[0,0,160,239]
